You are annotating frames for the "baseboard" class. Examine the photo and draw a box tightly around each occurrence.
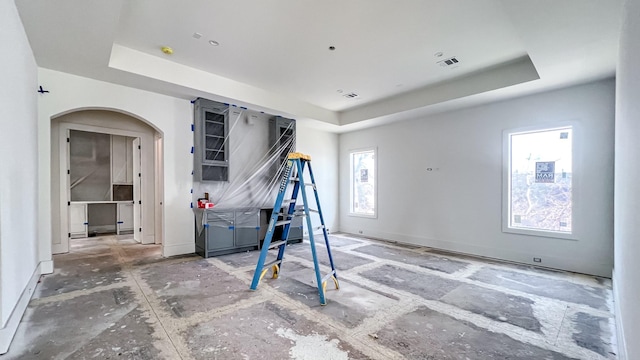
[0,262,41,354]
[612,268,628,360]
[162,242,195,257]
[40,259,54,274]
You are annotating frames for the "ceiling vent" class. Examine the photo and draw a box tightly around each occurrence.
[438,57,460,67]
[342,92,360,99]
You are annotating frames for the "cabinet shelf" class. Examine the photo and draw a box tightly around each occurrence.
[194,98,229,181]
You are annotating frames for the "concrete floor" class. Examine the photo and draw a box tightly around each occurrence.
[4,234,616,359]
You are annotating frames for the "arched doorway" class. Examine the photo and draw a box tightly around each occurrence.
[50,109,164,254]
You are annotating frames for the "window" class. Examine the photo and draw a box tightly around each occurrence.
[504,126,573,237]
[350,148,376,217]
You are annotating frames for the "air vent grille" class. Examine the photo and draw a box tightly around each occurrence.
[438,57,460,67]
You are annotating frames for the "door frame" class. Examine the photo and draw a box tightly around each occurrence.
[55,122,159,253]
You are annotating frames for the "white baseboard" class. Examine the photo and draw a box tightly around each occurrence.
[162,242,195,257]
[40,259,54,274]
[0,262,41,354]
[612,268,628,360]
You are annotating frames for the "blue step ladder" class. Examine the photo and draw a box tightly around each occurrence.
[250,152,339,305]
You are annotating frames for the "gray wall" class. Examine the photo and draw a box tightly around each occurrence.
[614,0,640,358]
[339,79,615,277]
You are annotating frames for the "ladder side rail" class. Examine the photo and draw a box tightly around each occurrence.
[250,160,294,290]
[306,162,337,277]
[296,159,327,305]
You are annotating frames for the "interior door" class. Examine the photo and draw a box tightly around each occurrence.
[133,137,142,243]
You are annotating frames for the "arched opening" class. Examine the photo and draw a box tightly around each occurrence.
[50,109,164,257]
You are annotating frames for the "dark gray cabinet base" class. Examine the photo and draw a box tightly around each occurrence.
[195,208,260,258]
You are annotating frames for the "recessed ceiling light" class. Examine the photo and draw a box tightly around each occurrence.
[161,46,173,55]
[434,51,443,57]
[193,32,202,39]
[209,40,219,46]
[328,46,336,51]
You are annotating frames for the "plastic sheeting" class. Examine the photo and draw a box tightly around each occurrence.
[193,109,296,210]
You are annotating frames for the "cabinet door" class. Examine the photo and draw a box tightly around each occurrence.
[69,203,87,238]
[235,209,259,247]
[117,203,134,233]
[206,211,235,250]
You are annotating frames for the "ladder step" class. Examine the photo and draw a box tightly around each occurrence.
[268,240,287,249]
[262,259,283,269]
[275,220,292,226]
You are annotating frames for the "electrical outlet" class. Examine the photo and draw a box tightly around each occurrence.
[533,258,542,263]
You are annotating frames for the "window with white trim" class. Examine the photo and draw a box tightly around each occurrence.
[350,148,376,217]
[505,126,573,235]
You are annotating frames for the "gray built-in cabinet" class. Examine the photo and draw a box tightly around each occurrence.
[193,98,229,182]
[195,208,260,257]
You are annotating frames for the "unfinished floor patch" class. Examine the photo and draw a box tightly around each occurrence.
[377,306,577,360]
[6,288,160,360]
[470,267,610,310]
[286,243,373,270]
[360,264,462,300]
[140,258,251,318]
[353,244,469,274]
[183,301,367,360]
[440,283,543,333]
[36,254,124,298]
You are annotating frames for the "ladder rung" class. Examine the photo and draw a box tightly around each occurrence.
[262,259,283,269]
[268,240,287,249]
[275,220,291,226]
[321,270,337,283]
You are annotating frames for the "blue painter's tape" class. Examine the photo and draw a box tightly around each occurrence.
[223,103,229,106]
[240,106,247,110]
[255,226,260,230]
[191,124,194,131]
[190,99,196,104]
[83,222,88,225]
[190,202,193,208]
[190,189,193,193]
[204,224,209,228]
[191,170,194,175]
[232,104,237,107]
[190,146,194,154]
[228,226,235,230]
[117,221,124,224]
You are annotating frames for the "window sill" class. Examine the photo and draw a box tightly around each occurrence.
[503,226,577,241]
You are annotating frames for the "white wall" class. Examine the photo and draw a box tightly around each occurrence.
[0,0,39,352]
[297,122,340,234]
[614,0,640,358]
[37,69,193,257]
[339,80,615,277]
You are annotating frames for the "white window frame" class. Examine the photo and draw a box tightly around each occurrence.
[349,147,377,218]
[502,123,577,240]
